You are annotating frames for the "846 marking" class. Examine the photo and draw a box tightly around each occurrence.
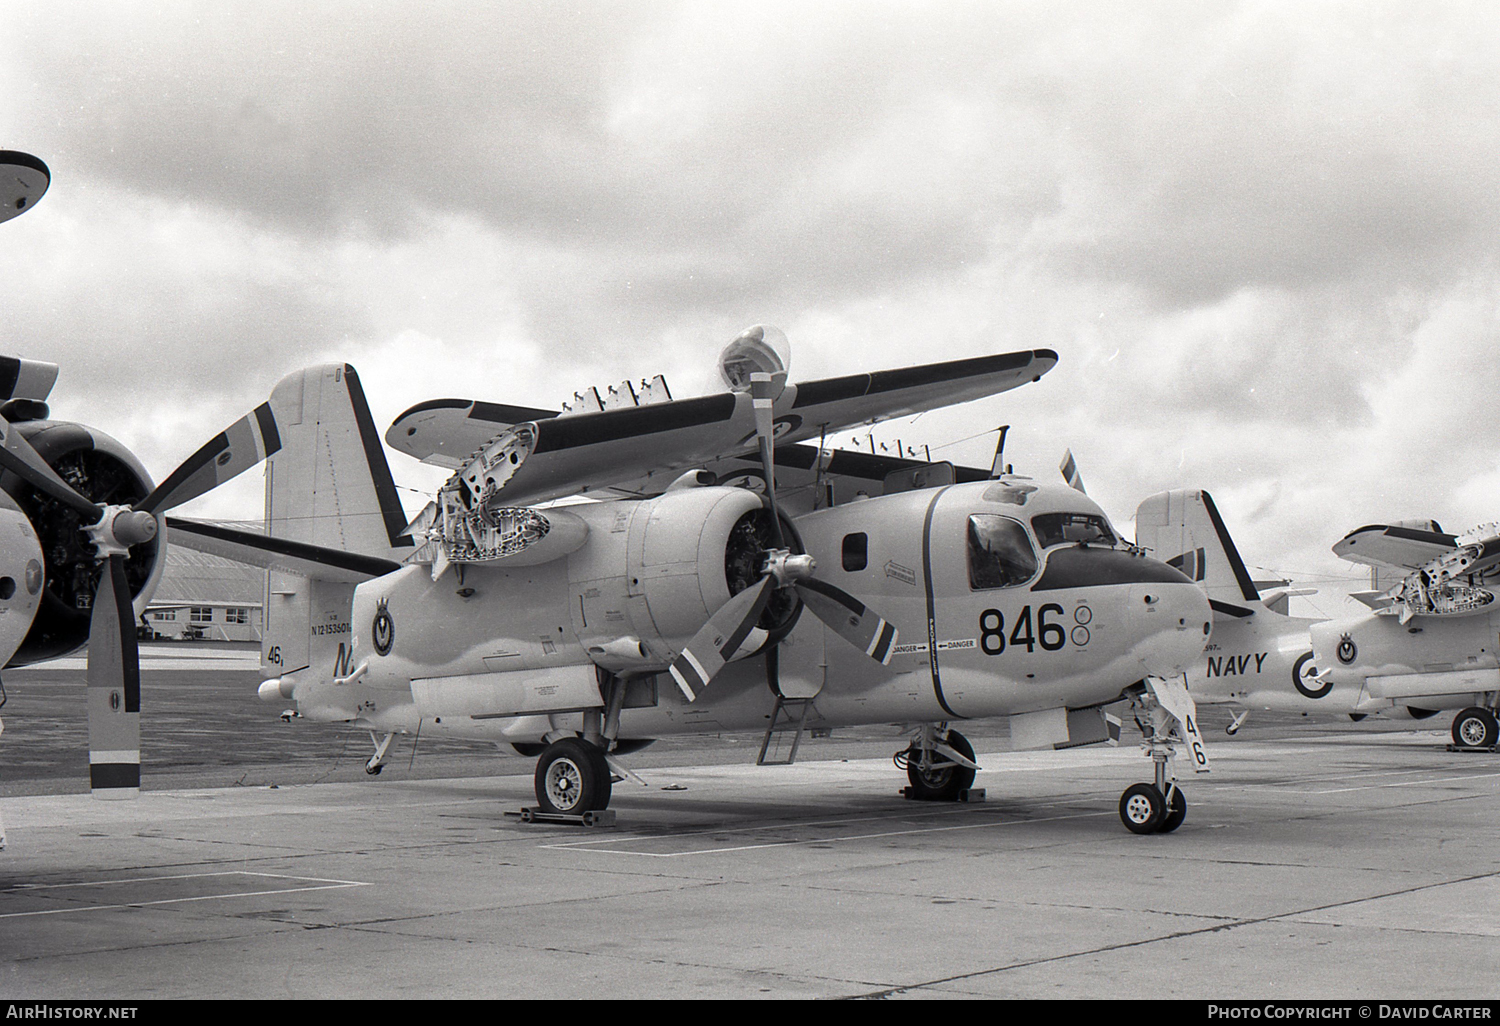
[979,604,1076,655]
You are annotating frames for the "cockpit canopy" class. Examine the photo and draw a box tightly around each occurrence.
[1031,512,1117,549]
[967,509,1126,591]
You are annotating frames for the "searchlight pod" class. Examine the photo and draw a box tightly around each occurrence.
[1,151,49,225]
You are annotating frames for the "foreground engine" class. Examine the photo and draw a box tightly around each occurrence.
[354,484,801,690]
[0,418,164,666]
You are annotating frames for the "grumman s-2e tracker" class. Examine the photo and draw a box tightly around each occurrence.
[1136,489,1500,752]
[170,327,1216,834]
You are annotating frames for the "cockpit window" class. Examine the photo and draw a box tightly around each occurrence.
[1031,512,1117,549]
[967,515,1038,590]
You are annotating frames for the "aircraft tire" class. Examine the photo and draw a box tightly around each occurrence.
[1157,785,1186,833]
[1451,708,1498,749]
[535,738,612,814]
[904,729,976,800]
[1119,783,1165,834]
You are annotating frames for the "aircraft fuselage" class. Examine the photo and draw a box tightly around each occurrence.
[280,481,1210,745]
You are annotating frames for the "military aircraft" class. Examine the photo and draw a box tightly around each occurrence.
[1309,520,1500,749]
[170,329,1215,834]
[0,152,282,835]
[1135,490,1500,749]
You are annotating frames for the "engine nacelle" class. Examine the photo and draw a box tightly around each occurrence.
[352,486,800,692]
[0,420,164,666]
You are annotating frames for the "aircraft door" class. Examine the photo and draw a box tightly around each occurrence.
[925,488,1042,716]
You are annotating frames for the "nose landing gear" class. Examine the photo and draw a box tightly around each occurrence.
[1120,674,1208,835]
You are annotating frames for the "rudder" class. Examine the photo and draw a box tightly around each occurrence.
[1135,489,1260,608]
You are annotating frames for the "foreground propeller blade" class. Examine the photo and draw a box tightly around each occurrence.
[794,576,898,665]
[667,577,775,701]
[86,554,140,798]
[0,418,102,519]
[137,402,281,515]
[750,371,785,548]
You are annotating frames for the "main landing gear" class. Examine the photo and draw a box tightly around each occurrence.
[895,724,982,801]
[1120,674,1210,835]
[1451,707,1499,750]
[528,673,648,815]
[535,737,613,814]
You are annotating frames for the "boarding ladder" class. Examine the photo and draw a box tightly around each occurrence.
[757,696,813,766]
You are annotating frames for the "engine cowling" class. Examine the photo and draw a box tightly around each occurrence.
[0,420,164,666]
[575,485,802,671]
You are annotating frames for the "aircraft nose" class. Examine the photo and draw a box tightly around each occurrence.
[1131,573,1213,677]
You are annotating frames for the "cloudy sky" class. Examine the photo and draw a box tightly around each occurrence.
[3,1,1497,615]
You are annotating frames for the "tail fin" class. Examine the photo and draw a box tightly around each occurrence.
[264,364,414,557]
[261,364,412,682]
[1135,490,1261,610]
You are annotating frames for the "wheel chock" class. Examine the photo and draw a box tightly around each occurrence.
[900,787,986,802]
[1445,744,1499,754]
[506,807,617,827]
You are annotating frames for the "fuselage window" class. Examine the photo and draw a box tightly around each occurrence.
[967,515,1038,590]
[842,532,868,572]
[1031,512,1117,549]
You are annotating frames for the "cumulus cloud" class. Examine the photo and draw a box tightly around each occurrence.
[0,0,1496,596]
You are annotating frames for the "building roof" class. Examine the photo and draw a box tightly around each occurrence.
[151,539,265,607]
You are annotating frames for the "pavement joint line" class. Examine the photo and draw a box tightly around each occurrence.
[1250,769,1500,794]
[847,867,1500,999]
[3,869,368,892]
[539,809,1107,857]
[0,880,373,919]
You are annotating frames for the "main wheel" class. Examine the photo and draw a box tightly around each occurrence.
[535,738,613,814]
[1120,782,1165,834]
[1157,785,1187,833]
[904,729,976,801]
[1451,708,1498,749]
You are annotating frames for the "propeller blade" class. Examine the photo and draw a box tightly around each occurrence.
[137,402,282,514]
[86,554,141,798]
[794,576,898,665]
[0,418,102,519]
[750,371,785,548]
[667,576,775,701]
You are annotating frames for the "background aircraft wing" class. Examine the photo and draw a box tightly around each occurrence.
[1333,522,1457,571]
[386,348,1055,507]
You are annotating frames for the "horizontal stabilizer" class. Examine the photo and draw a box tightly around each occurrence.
[168,518,401,584]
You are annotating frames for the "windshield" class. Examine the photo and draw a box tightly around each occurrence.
[1031,512,1118,549]
[967,514,1039,589]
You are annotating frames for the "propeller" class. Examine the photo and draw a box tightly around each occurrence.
[667,326,897,702]
[0,403,280,796]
